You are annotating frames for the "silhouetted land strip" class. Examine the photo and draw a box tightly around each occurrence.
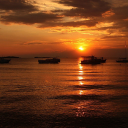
[2,56,19,58]
[35,57,51,58]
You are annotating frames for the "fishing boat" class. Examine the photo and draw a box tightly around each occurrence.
[80,56,106,64]
[38,57,60,64]
[0,57,11,63]
[116,41,128,63]
[99,57,106,63]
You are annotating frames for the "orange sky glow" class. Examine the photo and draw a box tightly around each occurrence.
[0,0,128,58]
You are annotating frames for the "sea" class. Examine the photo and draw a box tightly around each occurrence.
[0,58,128,128]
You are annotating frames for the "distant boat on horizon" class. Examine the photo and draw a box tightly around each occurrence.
[38,57,60,64]
[0,57,11,64]
[116,57,128,63]
[80,56,106,64]
[116,41,128,63]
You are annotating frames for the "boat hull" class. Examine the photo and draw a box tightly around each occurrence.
[116,60,128,63]
[0,58,10,63]
[38,58,60,64]
[80,56,106,64]
[80,60,101,64]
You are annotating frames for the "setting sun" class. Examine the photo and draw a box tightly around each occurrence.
[78,46,84,51]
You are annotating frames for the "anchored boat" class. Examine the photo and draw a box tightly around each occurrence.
[116,41,128,63]
[38,57,60,64]
[0,57,11,64]
[80,56,106,64]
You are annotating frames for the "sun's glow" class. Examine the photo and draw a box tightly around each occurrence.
[79,46,84,51]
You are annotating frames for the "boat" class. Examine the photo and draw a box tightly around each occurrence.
[0,57,11,63]
[100,57,107,63]
[116,58,128,63]
[80,56,106,64]
[116,41,128,63]
[38,57,60,64]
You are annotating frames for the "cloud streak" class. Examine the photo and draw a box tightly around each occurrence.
[0,0,128,41]
[0,0,37,11]
[55,0,111,17]
[0,0,110,27]
[1,12,62,25]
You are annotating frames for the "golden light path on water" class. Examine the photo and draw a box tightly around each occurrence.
[78,64,84,95]
[76,64,85,117]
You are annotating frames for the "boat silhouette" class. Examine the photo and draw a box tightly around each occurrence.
[0,57,11,63]
[80,56,106,64]
[116,41,128,63]
[38,57,60,64]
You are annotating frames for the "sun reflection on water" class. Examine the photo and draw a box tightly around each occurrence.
[79,70,83,74]
[75,63,86,117]
[78,76,83,80]
[79,90,84,95]
[79,81,84,85]
[76,105,85,117]
[79,64,83,70]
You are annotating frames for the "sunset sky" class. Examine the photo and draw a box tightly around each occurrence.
[0,0,128,58]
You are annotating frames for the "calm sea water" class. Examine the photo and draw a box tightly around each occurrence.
[0,58,128,128]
